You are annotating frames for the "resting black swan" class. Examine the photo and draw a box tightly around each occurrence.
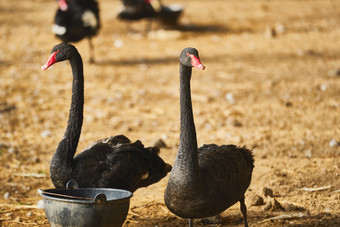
[41,43,172,192]
[118,0,156,21]
[118,0,182,28]
[53,0,100,62]
[164,48,254,226]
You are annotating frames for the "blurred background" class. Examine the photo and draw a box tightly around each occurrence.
[0,0,339,226]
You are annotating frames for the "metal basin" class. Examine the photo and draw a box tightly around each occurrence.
[39,186,133,227]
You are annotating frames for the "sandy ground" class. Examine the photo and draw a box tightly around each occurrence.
[0,0,340,226]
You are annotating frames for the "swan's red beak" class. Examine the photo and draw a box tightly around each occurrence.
[187,53,205,70]
[196,63,205,70]
[58,0,68,11]
[41,50,59,71]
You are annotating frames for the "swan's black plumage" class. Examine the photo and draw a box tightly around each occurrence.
[118,0,156,21]
[42,43,171,192]
[117,0,182,27]
[53,0,100,62]
[164,48,254,226]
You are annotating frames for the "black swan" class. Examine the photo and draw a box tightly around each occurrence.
[53,0,100,62]
[117,0,182,28]
[164,48,254,226]
[118,0,156,21]
[41,43,172,192]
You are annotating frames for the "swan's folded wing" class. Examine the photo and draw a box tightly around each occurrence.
[198,144,254,185]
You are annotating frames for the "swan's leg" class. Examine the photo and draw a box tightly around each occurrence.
[127,23,132,34]
[88,38,94,63]
[240,195,248,227]
[188,218,193,227]
[145,18,153,35]
[126,22,136,35]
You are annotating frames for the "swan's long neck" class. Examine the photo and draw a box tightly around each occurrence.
[51,52,84,177]
[171,64,201,186]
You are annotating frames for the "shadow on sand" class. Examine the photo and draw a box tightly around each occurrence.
[94,56,178,66]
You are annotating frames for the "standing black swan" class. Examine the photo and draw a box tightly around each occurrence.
[164,48,254,226]
[53,0,100,62]
[41,43,172,192]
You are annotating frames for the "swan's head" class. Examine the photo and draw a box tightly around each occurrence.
[138,147,172,189]
[180,47,205,70]
[41,43,78,70]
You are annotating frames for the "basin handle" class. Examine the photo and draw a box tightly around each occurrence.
[94,193,107,203]
[66,179,79,189]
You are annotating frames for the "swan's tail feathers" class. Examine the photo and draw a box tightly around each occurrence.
[239,145,255,169]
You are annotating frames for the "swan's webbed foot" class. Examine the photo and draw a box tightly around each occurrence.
[200,214,222,225]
